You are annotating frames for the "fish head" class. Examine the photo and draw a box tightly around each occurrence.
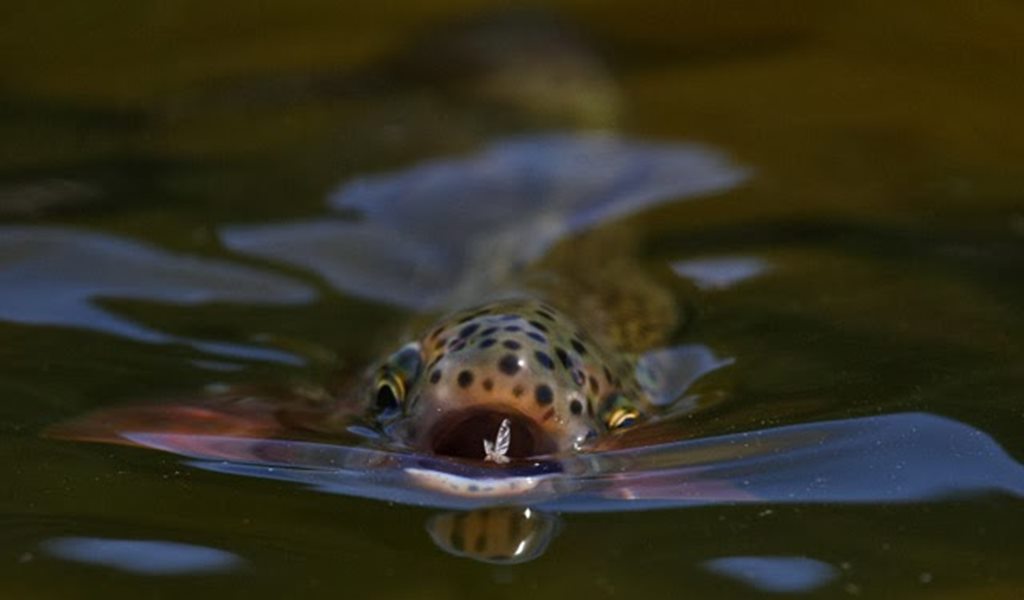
[368,301,643,461]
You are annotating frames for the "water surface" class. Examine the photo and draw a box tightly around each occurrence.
[1,1,1023,598]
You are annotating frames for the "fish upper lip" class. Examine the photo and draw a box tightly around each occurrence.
[425,407,556,462]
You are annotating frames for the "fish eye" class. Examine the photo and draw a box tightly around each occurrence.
[375,373,404,415]
[600,393,639,430]
[606,407,639,430]
[371,342,423,420]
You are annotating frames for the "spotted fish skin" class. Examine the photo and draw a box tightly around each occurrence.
[374,299,649,457]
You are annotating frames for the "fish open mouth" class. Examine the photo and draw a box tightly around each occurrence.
[428,408,555,462]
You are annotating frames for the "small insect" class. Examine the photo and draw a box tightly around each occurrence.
[483,418,512,464]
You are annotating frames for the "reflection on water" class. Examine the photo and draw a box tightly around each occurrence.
[91,412,1023,512]
[0,226,315,363]
[671,256,771,291]
[702,556,839,594]
[222,133,748,309]
[42,537,245,575]
[48,410,1023,562]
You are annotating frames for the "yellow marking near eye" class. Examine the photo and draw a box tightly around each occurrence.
[607,407,638,429]
[378,372,405,402]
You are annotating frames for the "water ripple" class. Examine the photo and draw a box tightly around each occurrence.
[117,412,1024,512]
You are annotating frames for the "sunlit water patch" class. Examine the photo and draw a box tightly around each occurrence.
[222,133,749,309]
[702,556,840,594]
[0,226,316,364]
[42,537,245,576]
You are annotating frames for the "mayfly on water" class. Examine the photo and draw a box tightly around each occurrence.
[483,418,512,464]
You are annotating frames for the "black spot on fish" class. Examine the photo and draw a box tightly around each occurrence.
[588,375,600,395]
[434,337,447,350]
[571,339,588,355]
[556,347,572,369]
[535,351,555,370]
[480,338,496,348]
[429,370,441,384]
[527,332,546,343]
[528,320,549,333]
[536,310,555,321]
[481,327,498,336]
[459,323,480,338]
[451,340,466,352]
[457,370,474,388]
[483,378,494,391]
[603,366,614,385]
[499,354,521,376]
[500,314,518,321]
[570,399,583,415]
[535,384,553,406]
[504,325,521,332]
[572,369,586,387]
[503,340,521,350]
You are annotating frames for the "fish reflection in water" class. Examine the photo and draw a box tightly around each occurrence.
[427,508,558,565]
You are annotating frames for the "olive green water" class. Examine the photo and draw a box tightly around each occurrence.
[2,1,1023,598]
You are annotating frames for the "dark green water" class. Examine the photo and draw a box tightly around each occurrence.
[2,1,1023,598]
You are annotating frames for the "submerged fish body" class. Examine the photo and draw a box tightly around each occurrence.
[371,299,650,460]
